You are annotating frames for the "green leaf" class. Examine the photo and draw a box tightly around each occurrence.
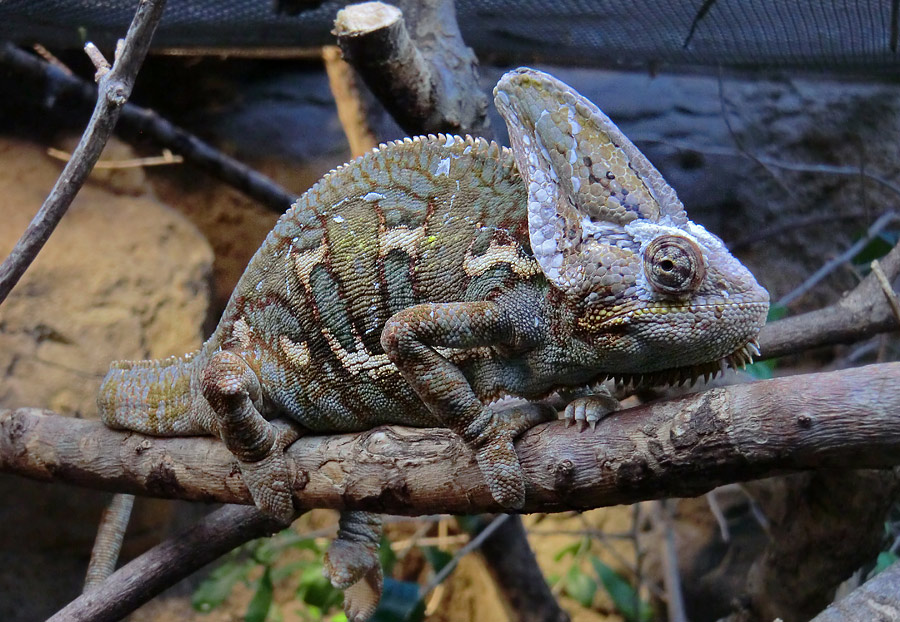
[371,579,424,622]
[245,567,274,622]
[421,546,454,574]
[553,540,583,562]
[766,303,788,323]
[455,515,482,532]
[853,231,899,266]
[873,550,899,575]
[192,559,254,612]
[296,563,343,611]
[564,564,597,608]
[267,531,323,555]
[745,359,775,380]
[254,532,296,565]
[379,534,398,575]
[271,559,312,583]
[590,557,652,622]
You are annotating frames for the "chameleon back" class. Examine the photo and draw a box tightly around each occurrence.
[207,135,538,431]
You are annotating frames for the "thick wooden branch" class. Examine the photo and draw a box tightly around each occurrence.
[333,1,489,136]
[3,363,899,514]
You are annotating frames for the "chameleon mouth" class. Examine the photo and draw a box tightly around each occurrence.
[604,337,763,389]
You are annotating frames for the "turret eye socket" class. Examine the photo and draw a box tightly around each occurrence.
[643,235,705,294]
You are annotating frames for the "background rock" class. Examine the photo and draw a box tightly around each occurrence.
[0,136,213,622]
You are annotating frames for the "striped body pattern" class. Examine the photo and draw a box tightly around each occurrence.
[214,134,540,431]
[98,69,770,622]
[101,135,542,435]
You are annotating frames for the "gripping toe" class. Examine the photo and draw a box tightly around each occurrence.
[240,420,302,524]
[341,565,383,622]
[476,437,526,509]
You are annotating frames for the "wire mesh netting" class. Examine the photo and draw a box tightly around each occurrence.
[1,0,899,75]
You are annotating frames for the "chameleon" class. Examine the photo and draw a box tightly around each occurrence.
[97,68,769,620]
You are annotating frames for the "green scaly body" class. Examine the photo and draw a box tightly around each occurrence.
[97,69,770,622]
[100,134,547,434]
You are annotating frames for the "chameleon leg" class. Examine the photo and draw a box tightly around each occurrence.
[562,384,620,430]
[382,301,551,509]
[324,511,384,622]
[201,350,301,524]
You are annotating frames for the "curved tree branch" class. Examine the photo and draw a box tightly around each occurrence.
[811,560,900,622]
[0,41,299,215]
[47,504,291,622]
[757,238,900,360]
[3,363,899,515]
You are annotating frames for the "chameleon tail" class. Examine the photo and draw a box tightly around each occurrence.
[98,351,206,435]
[84,493,135,591]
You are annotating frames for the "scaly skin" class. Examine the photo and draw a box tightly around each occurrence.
[98,68,769,621]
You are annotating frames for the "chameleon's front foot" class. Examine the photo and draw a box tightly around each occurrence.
[473,401,556,509]
[562,385,620,431]
[202,350,301,524]
[324,512,384,622]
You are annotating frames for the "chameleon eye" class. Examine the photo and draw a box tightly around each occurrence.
[643,235,706,294]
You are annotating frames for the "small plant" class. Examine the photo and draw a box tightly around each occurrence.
[192,530,345,622]
[192,528,431,622]
[551,537,653,622]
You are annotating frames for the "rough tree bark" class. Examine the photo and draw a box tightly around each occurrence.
[726,470,900,622]
[47,505,289,622]
[333,0,489,137]
[811,559,900,622]
[3,363,899,514]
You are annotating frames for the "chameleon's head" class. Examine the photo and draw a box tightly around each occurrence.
[494,68,769,382]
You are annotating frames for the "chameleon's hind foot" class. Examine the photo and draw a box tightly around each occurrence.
[324,511,384,622]
[236,419,302,523]
[474,401,556,509]
[202,350,301,524]
[341,569,383,622]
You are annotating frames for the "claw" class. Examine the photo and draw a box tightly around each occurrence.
[718,358,729,375]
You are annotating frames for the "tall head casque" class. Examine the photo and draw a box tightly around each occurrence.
[494,68,769,381]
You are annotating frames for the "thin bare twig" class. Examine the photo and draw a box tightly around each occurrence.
[0,41,298,216]
[420,514,511,597]
[48,505,293,622]
[654,500,688,622]
[872,258,900,323]
[46,146,183,168]
[778,211,899,306]
[717,72,798,203]
[637,138,900,201]
[31,43,73,74]
[0,0,167,306]
[705,490,731,542]
[758,238,900,360]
